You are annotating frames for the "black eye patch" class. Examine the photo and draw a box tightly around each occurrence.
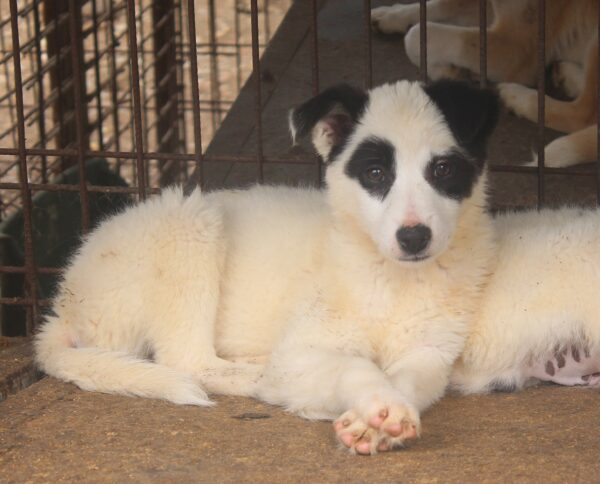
[344,137,396,199]
[424,150,481,200]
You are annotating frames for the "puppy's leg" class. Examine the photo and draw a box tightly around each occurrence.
[500,41,598,133]
[258,345,419,455]
[372,0,479,35]
[527,124,598,168]
[386,347,452,413]
[145,193,262,398]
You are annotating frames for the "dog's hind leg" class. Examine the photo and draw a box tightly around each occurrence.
[405,23,534,84]
[527,124,598,168]
[372,0,479,35]
[499,41,598,133]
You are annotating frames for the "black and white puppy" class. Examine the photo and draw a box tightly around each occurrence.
[36,79,499,455]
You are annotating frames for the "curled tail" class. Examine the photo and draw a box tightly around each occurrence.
[34,317,212,406]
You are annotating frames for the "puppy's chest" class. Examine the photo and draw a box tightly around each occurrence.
[331,278,462,349]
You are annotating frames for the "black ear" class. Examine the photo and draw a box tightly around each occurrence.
[424,80,499,160]
[289,84,368,162]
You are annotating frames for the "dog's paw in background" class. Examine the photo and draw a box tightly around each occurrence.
[525,123,597,168]
[333,398,420,455]
[371,5,417,34]
[552,61,585,99]
[498,82,538,121]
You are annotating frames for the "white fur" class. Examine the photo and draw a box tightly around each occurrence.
[37,79,599,455]
[452,207,600,393]
[35,80,496,455]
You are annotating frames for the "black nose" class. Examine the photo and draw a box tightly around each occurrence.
[396,224,432,255]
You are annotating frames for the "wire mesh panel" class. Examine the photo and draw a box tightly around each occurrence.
[0,0,290,335]
[1,0,599,337]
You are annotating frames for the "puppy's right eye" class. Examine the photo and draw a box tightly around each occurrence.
[364,166,385,184]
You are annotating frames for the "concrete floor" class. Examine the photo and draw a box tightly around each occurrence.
[2,0,600,482]
[2,375,599,482]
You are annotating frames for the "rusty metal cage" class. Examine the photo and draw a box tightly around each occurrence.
[1,0,600,337]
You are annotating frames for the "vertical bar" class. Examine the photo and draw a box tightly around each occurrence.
[91,0,105,149]
[187,0,204,188]
[419,0,427,82]
[311,0,320,95]
[363,0,372,88]
[32,0,48,182]
[311,0,321,185]
[153,0,181,185]
[107,0,122,158]
[45,0,88,170]
[49,1,66,157]
[537,0,546,208]
[0,1,17,148]
[140,3,150,186]
[597,3,600,205]
[234,0,242,91]
[208,0,222,129]
[264,0,271,43]
[175,0,188,172]
[9,0,38,334]
[479,0,487,87]
[68,0,91,232]
[126,0,148,200]
[250,0,264,182]
[138,0,149,154]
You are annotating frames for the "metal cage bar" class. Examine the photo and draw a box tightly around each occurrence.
[8,0,39,334]
[536,0,546,208]
[250,0,264,183]
[479,0,487,87]
[419,0,427,82]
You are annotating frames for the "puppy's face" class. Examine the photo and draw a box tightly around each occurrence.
[290,80,498,264]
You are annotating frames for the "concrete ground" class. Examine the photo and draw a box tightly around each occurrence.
[2,374,599,483]
[2,1,600,482]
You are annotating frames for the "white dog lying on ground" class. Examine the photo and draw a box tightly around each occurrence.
[35,79,600,455]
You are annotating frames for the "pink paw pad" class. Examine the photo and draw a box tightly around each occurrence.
[368,408,388,429]
[355,439,373,455]
[339,432,356,447]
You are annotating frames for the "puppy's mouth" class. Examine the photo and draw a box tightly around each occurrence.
[397,254,430,263]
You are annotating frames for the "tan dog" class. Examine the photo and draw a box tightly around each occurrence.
[372,0,598,168]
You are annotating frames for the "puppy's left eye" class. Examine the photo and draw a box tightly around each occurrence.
[432,160,454,179]
[364,166,386,184]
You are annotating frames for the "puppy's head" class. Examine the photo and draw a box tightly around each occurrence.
[290,79,498,263]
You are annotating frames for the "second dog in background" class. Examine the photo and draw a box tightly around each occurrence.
[372,0,598,168]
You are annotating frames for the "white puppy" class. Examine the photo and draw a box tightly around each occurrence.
[36,79,499,454]
[452,207,600,394]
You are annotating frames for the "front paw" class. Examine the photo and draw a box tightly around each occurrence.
[498,82,537,120]
[333,400,420,455]
[371,6,415,35]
